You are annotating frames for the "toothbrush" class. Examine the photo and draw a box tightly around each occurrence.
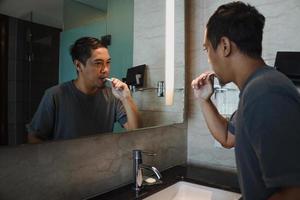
[105,78,117,89]
[106,78,123,93]
[105,78,113,82]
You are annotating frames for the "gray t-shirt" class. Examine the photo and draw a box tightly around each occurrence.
[27,81,127,140]
[229,66,300,200]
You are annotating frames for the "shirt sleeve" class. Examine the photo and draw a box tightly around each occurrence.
[26,90,55,140]
[227,110,237,135]
[244,92,300,188]
[115,99,127,127]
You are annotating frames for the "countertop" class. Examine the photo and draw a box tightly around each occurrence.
[84,165,241,200]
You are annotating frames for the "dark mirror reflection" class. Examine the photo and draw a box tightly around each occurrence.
[0,13,61,145]
[0,0,185,145]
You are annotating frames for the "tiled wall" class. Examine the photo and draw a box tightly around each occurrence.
[132,0,185,127]
[0,124,187,200]
[187,0,300,170]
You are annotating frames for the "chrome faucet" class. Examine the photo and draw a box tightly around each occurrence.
[132,149,162,191]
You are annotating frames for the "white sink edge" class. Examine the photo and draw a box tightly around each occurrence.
[143,181,241,200]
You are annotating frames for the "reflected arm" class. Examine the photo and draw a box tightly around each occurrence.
[111,78,140,130]
[27,134,43,144]
[268,187,300,200]
[122,96,140,130]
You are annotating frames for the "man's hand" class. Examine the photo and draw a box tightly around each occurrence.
[109,78,139,130]
[268,187,300,200]
[111,78,131,100]
[191,71,215,101]
[191,71,235,148]
[27,134,43,144]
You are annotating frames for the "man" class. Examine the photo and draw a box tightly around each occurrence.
[191,2,300,200]
[27,37,139,143]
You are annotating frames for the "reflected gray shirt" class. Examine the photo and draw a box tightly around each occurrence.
[27,81,127,140]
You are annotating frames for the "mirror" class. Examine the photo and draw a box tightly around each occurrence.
[0,0,185,145]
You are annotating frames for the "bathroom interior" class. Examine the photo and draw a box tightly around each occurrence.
[0,0,299,199]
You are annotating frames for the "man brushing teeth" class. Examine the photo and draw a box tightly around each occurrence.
[27,37,140,143]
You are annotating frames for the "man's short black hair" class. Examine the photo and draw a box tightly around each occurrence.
[206,1,265,58]
[70,37,107,65]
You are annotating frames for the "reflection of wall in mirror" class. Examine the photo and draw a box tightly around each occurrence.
[0,0,64,28]
[133,0,185,128]
[64,0,107,30]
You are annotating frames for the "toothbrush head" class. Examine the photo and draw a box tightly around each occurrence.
[105,78,113,82]
[104,78,113,88]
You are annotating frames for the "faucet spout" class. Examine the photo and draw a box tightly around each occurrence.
[139,164,162,180]
[132,149,162,191]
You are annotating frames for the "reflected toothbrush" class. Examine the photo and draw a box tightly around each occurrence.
[105,78,113,88]
[105,78,113,82]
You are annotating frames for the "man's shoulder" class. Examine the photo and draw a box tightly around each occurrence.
[45,81,73,96]
[249,66,288,85]
[244,67,294,96]
[242,66,300,105]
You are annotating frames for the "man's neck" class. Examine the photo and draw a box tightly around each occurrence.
[232,56,265,90]
[73,78,100,95]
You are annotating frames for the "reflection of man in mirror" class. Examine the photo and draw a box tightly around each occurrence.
[27,37,139,143]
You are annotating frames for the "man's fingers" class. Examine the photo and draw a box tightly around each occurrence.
[111,78,123,90]
[192,71,215,90]
[191,79,199,89]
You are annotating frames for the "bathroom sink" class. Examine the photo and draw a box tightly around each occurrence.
[143,181,241,200]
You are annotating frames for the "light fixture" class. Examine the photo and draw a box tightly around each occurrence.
[165,0,175,106]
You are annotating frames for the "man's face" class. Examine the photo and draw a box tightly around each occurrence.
[79,47,111,88]
[203,29,227,86]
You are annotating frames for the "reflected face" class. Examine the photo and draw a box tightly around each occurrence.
[203,29,226,86]
[79,47,111,89]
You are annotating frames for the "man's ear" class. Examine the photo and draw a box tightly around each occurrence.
[74,60,83,72]
[220,36,231,57]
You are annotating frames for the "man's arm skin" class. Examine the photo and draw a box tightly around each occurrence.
[27,134,43,144]
[200,98,235,148]
[191,71,235,148]
[268,187,300,200]
[121,96,140,130]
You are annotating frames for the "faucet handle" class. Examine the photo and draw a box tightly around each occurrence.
[142,151,156,156]
[132,149,156,159]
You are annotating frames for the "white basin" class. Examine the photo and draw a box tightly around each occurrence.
[143,181,241,200]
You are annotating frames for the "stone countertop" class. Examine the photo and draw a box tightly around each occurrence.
[83,165,241,200]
